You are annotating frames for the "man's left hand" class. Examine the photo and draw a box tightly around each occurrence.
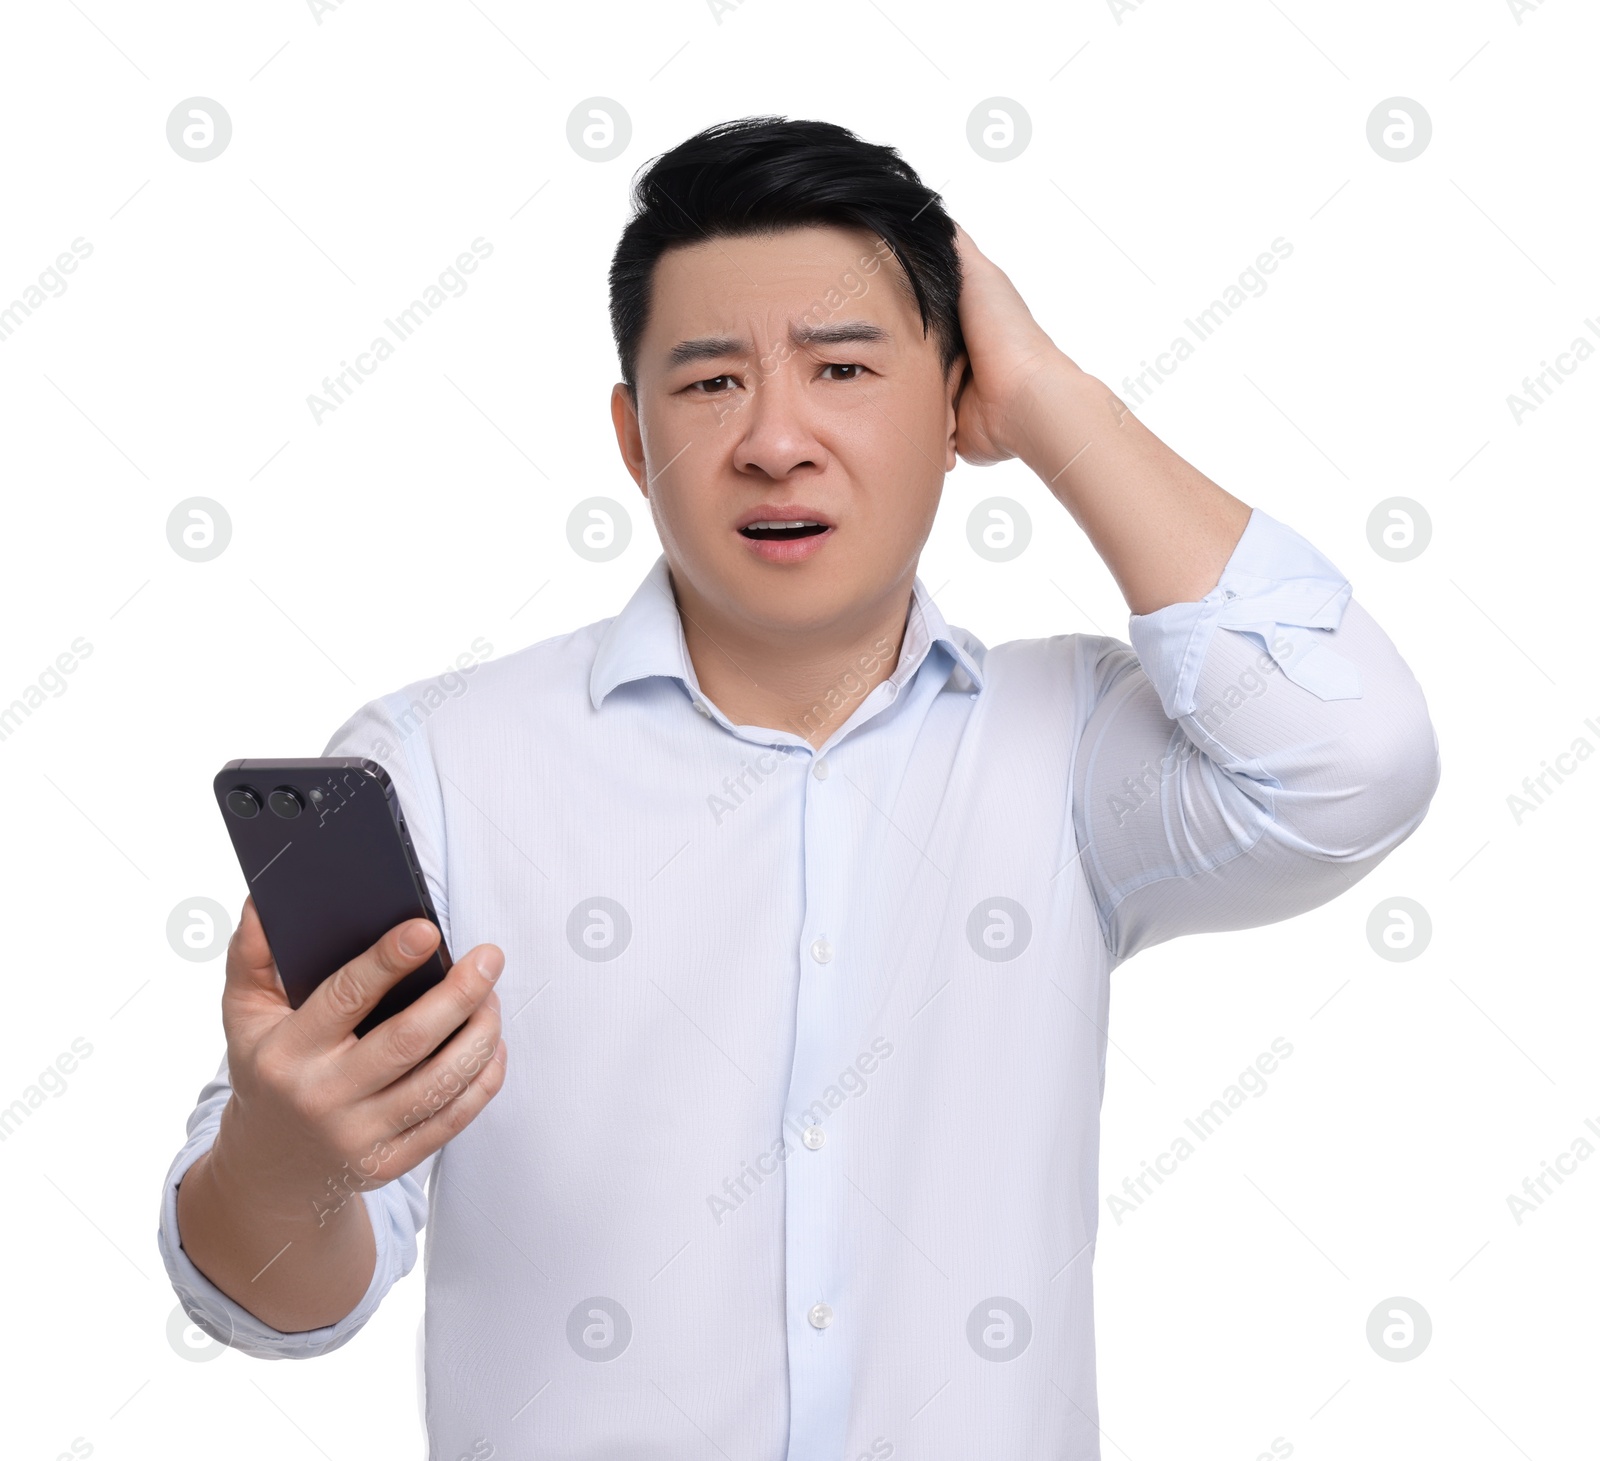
[950,224,1077,467]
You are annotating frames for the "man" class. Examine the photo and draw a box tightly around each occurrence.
[159,116,1440,1459]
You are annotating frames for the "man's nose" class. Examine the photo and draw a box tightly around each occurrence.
[729,362,822,477]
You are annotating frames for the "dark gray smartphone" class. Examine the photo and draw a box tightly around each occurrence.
[213,757,453,1038]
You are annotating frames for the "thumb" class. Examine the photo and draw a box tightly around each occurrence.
[222,896,292,1018]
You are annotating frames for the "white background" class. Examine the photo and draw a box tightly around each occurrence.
[2,1,1595,1457]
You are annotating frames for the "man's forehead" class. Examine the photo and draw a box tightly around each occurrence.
[647,230,916,346]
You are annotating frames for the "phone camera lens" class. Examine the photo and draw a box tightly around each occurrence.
[268,787,305,819]
[225,787,261,819]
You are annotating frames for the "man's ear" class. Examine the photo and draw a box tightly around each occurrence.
[946,349,971,409]
[609,382,649,498]
[945,350,971,463]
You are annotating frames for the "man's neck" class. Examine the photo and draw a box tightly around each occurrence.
[669,571,914,750]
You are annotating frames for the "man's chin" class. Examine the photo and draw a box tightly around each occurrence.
[670,546,895,641]
[722,570,867,640]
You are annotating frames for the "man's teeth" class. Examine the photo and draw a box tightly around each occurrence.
[747,520,821,529]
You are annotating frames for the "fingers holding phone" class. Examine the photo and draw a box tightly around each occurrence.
[214,902,507,1213]
[295,920,510,1160]
[361,945,508,1152]
[299,919,509,1182]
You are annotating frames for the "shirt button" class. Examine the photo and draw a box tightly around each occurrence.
[693,700,710,716]
[802,1125,826,1150]
[813,757,829,780]
[810,937,833,965]
[808,1302,834,1330]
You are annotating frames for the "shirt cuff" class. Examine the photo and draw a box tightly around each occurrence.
[1126,506,1363,721]
[157,1134,407,1359]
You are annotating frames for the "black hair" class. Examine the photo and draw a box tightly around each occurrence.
[608,116,965,400]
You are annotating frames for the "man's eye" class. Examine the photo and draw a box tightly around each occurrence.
[821,363,867,381]
[690,375,736,394]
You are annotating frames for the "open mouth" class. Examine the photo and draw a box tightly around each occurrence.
[738,520,830,542]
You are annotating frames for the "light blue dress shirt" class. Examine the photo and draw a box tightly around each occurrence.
[158,507,1440,1460]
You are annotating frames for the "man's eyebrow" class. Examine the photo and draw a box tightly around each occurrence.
[666,320,893,369]
[793,320,893,349]
[666,336,747,369]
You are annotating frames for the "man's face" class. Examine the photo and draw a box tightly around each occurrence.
[611,224,965,639]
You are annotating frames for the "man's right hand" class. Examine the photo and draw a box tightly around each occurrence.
[172,897,506,1332]
[209,895,507,1222]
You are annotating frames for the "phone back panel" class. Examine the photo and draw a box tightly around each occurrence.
[213,757,452,1038]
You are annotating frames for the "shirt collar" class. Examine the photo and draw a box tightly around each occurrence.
[589,553,985,712]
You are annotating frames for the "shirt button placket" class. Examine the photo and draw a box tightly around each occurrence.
[784,743,850,1456]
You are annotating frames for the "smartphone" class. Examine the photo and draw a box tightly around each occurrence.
[213,757,453,1038]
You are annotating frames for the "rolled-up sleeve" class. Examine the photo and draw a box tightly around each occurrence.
[1071,506,1441,965]
[156,1051,434,1359]
[156,693,448,1357]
